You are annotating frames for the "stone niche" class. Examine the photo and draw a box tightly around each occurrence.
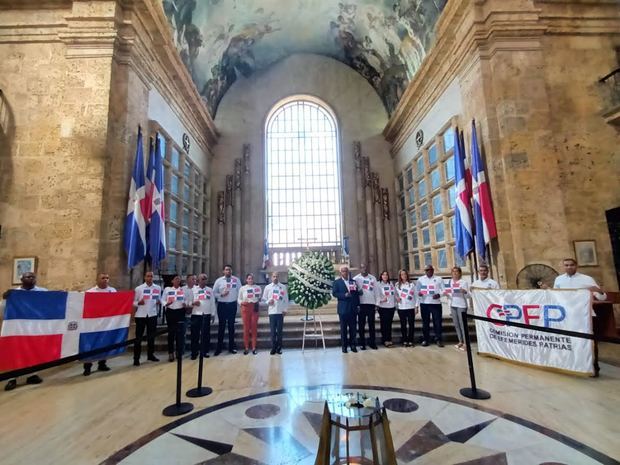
[386,0,620,290]
[0,0,217,290]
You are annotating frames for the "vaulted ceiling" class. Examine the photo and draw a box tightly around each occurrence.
[162,0,447,117]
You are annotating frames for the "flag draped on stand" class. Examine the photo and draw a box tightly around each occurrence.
[262,239,270,269]
[123,126,147,269]
[149,134,167,269]
[0,291,134,371]
[470,120,497,260]
[454,127,474,259]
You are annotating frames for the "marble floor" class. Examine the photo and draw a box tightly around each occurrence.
[1,343,620,465]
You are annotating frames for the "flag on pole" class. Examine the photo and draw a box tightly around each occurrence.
[144,137,155,223]
[0,291,134,370]
[342,236,350,261]
[149,133,167,269]
[262,239,270,269]
[123,126,147,269]
[471,120,497,259]
[459,128,472,199]
[454,127,474,258]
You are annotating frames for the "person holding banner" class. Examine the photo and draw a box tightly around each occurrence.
[552,258,606,300]
[133,271,161,366]
[2,272,47,391]
[353,263,378,350]
[83,273,116,376]
[191,273,216,359]
[333,265,360,353]
[445,266,470,351]
[238,273,261,355]
[395,269,416,347]
[375,271,396,348]
[163,275,193,362]
[262,272,289,355]
[471,264,499,289]
[416,265,445,347]
[213,265,241,355]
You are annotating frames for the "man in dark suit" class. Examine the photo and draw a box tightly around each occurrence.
[332,265,359,353]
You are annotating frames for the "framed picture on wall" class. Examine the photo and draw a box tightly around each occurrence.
[573,241,598,267]
[12,257,37,284]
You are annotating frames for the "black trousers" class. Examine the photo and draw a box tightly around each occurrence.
[397,309,415,344]
[377,307,395,344]
[358,304,376,347]
[216,301,237,351]
[269,314,284,350]
[339,311,357,349]
[420,303,443,343]
[166,308,186,355]
[134,315,157,360]
[191,314,211,357]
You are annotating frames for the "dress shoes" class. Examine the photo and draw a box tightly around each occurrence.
[83,365,92,376]
[276,348,282,354]
[421,341,429,347]
[5,379,17,391]
[351,347,358,353]
[360,345,366,350]
[26,375,42,384]
[370,345,378,350]
[168,353,175,362]
[133,360,140,366]
[342,348,348,353]
[147,355,160,362]
[252,349,257,355]
[98,362,111,372]
[213,350,221,356]
[229,349,238,354]
[243,349,249,355]
[436,341,444,348]
[270,349,276,355]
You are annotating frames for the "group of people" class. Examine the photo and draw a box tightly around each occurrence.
[2,258,607,390]
[333,263,500,353]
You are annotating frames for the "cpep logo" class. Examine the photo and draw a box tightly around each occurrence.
[486,303,566,327]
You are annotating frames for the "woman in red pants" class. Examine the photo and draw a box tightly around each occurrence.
[238,274,261,355]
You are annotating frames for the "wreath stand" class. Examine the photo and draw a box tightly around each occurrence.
[302,307,326,352]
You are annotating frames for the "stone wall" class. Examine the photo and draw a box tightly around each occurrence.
[385,0,620,289]
[0,0,216,290]
[210,53,397,280]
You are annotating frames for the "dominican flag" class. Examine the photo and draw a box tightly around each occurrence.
[419,284,436,296]
[0,291,134,371]
[262,239,270,269]
[342,236,350,260]
[454,127,474,259]
[123,126,147,269]
[444,281,461,294]
[149,134,167,268]
[195,289,211,301]
[471,120,497,259]
[272,287,282,301]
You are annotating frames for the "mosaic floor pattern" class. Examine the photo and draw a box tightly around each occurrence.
[105,385,618,465]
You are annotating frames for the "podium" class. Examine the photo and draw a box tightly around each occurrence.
[302,308,326,352]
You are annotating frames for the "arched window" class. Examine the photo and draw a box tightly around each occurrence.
[265,97,342,264]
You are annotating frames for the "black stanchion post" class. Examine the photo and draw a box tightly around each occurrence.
[459,311,491,400]
[163,320,194,416]
[187,314,213,398]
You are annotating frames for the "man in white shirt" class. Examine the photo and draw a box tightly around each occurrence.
[262,272,289,355]
[553,258,606,300]
[416,264,445,347]
[133,271,161,366]
[191,273,216,359]
[2,272,47,391]
[212,265,241,355]
[471,264,500,289]
[353,263,378,350]
[83,273,116,376]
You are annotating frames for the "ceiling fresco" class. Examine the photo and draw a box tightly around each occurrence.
[162,0,447,116]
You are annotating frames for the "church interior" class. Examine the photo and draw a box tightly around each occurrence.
[0,0,619,464]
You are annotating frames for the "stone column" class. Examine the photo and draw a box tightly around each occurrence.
[233,158,242,272]
[372,173,385,274]
[362,157,377,273]
[224,175,233,266]
[353,142,368,266]
[381,188,394,275]
[242,144,251,274]
[216,191,225,271]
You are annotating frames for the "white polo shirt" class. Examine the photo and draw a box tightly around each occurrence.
[134,283,161,318]
[554,272,606,301]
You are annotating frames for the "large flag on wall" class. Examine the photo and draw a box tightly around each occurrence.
[123,126,147,269]
[0,291,134,371]
[470,120,497,260]
[454,127,474,258]
[149,134,167,269]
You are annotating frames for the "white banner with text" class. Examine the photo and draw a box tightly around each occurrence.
[472,289,593,375]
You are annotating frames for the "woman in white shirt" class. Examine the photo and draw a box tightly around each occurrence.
[395,269,416,347]
[445,266,470,351]
[162,275,193,361]
[238,274,261,355]
[375,270,396,347]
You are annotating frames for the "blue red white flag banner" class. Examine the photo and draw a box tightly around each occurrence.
[471,289,593,375]
[0,291,134,371]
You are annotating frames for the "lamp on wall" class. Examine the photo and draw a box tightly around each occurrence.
[314,394,397,465]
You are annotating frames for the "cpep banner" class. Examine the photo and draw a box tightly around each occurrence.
[471,289,593,375]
